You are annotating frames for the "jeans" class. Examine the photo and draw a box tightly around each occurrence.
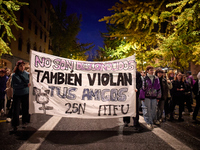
[142,98,157,124]
[11,94,30,127]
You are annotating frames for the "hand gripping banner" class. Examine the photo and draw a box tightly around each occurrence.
[29,50,136,118]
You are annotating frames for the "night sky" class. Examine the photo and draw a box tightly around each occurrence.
[51,0,119,60]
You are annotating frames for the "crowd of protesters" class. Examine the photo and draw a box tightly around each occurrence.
[123,66,200,130]
[0,60,200,132]
[137,66,199,130]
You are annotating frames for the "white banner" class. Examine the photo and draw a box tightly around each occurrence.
[29,50,136,118]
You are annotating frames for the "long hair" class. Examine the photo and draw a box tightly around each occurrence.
[13,66,19,73]
[174,72,184,82]
[168,70,175,79]
[13,60,25,74]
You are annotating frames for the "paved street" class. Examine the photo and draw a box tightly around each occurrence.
[0,108,200,150]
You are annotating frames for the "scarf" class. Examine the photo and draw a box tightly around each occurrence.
[147,73,154,83]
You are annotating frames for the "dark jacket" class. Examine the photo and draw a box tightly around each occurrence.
[11,71,29,96]
[193,80,199,96]
[159,77,169,101]
[139,75,161,100]
[172,80,185,100]
[0,75,8,99]
[136,71,142,99]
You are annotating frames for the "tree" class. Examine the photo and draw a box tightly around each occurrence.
[99,0,169,68]
[99,0,200,72]
[0,0,28,58]
[157,0,200,71]
[50,0,94,60]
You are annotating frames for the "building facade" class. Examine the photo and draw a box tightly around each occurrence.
[1,0,52,70]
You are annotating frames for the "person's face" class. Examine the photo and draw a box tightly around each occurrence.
[18,64,25,72]
[141,71,145,76]
[170,73,174,77]
[177,73,182,81]
[157,72,163,78]
[147,69,154,75]
[0,72,3,77]
[186,73,189,77]
[6,70,11,76]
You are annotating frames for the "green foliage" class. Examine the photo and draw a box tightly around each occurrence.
[158,0,200,71]
[99,0,200,71]
[0,0,28,57]
[99,0,167,69]
[50,0,94,60]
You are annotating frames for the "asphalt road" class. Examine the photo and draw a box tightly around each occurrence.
[0,109,200,150]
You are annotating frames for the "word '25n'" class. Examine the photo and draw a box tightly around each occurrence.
[65,103,86,114]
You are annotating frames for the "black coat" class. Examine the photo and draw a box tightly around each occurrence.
[193,80,199,96]
[172,80,185,101]
[159,77,169,101]
[136,71,142,98]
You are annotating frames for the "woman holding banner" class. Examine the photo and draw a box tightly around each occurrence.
[139,66,161,130]
[10,60,31,133]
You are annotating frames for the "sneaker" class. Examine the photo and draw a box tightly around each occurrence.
[6,118,11,123]
[146,124,153,130]
[154,120,160,125]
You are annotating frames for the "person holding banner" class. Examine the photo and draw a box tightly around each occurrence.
[10,60,31,133]
[139,66,161,130]
[123,71,142,130]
